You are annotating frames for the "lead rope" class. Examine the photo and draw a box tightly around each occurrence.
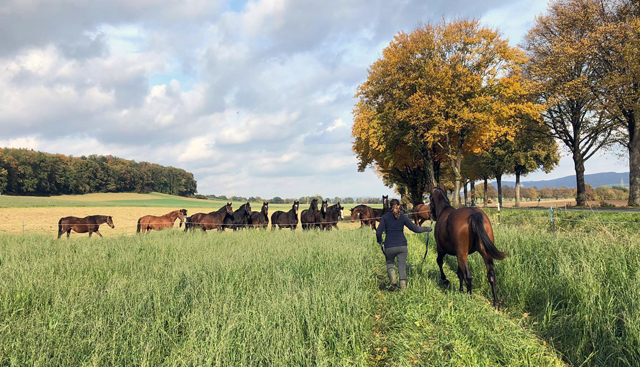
[421,220,433,265]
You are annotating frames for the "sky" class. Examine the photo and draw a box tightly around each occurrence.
[0,0,629,198]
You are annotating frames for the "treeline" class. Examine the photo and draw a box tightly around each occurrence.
[474,184,629,203]
[0,148,197,196]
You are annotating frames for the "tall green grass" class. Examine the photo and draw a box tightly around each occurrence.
[2,221,638,366]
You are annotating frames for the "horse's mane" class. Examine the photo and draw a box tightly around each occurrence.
[434,187,451,208]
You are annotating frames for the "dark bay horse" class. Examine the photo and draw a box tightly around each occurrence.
[413,203,431,225]
[349,204,377,230]
[224,202,252,231]
[309,200,329,230]
[271,201,299,230]
[430,186,506,308]
[320,203,343,230]
[185,203,233,232]
[137,209,187,233]
[300,199,319,230]
[58,215,114,239]
[249,202,269,229]
[372,195,390,222]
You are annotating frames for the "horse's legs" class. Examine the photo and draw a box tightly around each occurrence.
[484,257,498,308]
[436,251,449,286]
[89,231,93,237]
[457,253,473,294]
[66,229,71,239]
[95,230,103,238]
[456,266,464,292]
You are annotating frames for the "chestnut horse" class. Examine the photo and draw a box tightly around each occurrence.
[185,203,233,232]
[349,205,377,230]
[137,209,187,234]
[57,215,114,239]
[429,186,506,308]
[249,202,269,229]
[271,201,299,230]
[413,203,431,225]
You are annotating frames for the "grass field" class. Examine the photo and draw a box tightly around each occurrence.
[1,193,639,366]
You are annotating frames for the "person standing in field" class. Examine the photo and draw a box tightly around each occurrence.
[376,198,431,290]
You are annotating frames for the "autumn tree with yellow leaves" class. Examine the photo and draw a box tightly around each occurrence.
[352,19,542,206]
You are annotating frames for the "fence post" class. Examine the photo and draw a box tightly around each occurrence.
[549,205,556,233]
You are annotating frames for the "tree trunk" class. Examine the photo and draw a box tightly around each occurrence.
[483,179,488,207]
[496,174,503,208]
[573,153,587,206]
[628,110,640,206]
[463,182,468,206]
[515,171,521,207]
[470,181,476,206]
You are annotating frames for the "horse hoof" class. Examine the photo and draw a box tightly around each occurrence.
[442,280,450,287]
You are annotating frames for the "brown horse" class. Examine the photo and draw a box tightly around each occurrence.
[57,215,114,239]
[429,186,506,308]
[413,203,431,225]
[349,204,378,230]
[186,203,233,232]
[271,201,300,230]
[136,209,187,233]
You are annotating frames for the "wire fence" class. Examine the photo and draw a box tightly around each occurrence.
[0,207,637,235]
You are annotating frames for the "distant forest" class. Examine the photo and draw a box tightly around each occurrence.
[0,148,197,196]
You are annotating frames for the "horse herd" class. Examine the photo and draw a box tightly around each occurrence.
[55,195,432,238]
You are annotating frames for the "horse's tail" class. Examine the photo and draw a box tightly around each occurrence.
[468,212,506,260]
[136,218,141,234]
[57,218,63,236]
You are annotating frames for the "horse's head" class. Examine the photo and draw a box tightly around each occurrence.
[310,198,318,210]
[382,195,389,209]
[226,203,234,216]
[321,200,328,214]
[336,203,344,219]
[350,208,358,222]
[244,202,252,214]
[178,209,187,227]
[106,216,115,229]
[293,201,300,215]
[262,202,269,215]
[429,187,448,220]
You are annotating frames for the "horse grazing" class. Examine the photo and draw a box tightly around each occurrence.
[300,199,320,230]
[320,203,343,230]
[185,203,233,232]
[412,203,431,225]
[429,186,506,308]
[58,215,114,239]
[249,202,269,229]
[137,209,187,234]
[349,204,378,230]
[224,202,252,230]
[271,201,300,230]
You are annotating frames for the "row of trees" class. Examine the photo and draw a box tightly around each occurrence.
[0,148,197,196]
[352,0,640,207]
[474,184,629,203]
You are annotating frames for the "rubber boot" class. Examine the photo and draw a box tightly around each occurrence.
[399,280,407,291]
[387,268,397,290]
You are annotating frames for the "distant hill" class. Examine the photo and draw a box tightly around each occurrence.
[492,172,629,189]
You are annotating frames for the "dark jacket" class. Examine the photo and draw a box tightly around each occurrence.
[376,212,430,248]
